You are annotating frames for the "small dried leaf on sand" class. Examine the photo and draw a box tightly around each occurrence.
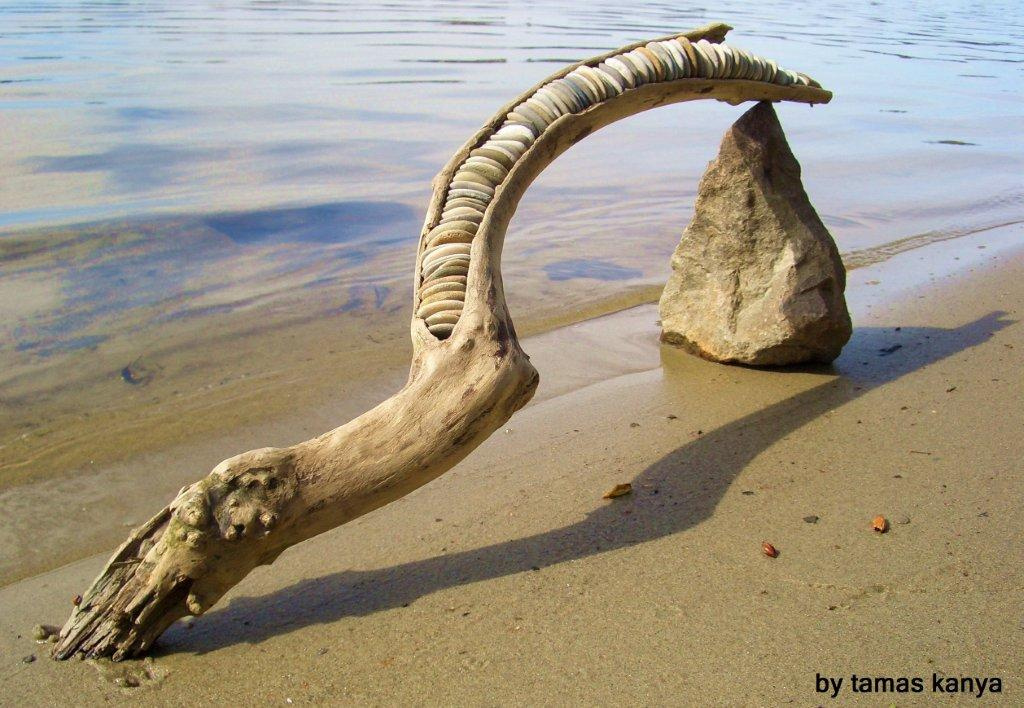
[602,483,633,499]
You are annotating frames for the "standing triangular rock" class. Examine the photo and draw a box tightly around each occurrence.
[659,101,851,365]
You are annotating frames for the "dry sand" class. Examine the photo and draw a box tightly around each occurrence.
[0,229,1022,705]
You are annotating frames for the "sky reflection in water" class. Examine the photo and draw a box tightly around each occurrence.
[1,0,1023,362]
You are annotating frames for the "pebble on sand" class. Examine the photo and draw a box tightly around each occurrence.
[31,624,58,642]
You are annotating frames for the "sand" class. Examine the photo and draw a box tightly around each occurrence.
[1,229,1022,705]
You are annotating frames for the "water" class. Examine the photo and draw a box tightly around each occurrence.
[1,1,1023,488]
[4,2,1023,232]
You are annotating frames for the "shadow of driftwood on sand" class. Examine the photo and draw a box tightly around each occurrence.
[160,312,1012,654]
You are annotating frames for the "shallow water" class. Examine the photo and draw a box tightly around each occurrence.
[1,1,1023,488]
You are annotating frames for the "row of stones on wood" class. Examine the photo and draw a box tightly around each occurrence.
[417,38,820,339]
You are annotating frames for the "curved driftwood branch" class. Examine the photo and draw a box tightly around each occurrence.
[54,22,831,660]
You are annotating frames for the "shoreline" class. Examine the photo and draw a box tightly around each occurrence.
[3,214,1020,494]
[0,219,1020,703]
[1,222,1023,586]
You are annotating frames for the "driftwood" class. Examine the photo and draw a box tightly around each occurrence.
[53,22,831,660]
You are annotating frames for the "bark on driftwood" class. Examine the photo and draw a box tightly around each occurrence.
[53,22,832,660]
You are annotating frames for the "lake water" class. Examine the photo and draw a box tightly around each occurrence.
[1,1,1023,491]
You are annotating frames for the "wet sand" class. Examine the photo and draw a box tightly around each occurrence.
[0,212,666,498]
[0,228,1021,704]
[3,218,1022,585]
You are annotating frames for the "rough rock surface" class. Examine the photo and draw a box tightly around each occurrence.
[659,101,851,365]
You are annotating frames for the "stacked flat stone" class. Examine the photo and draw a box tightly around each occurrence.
[417,37,818,339]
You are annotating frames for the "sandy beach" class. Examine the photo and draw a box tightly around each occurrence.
[1,224,1021,704]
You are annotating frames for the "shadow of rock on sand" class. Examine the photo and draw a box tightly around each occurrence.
[163,312,1012,654]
